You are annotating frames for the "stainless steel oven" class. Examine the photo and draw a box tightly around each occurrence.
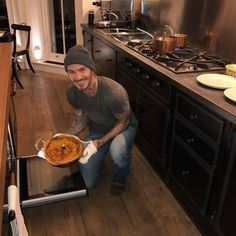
[5,124,87,210]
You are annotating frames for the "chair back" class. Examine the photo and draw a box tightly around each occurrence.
[11,33,16,57]
[11,24,31,53]
[10,23,35,87]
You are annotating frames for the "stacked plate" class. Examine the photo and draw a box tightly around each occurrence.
[224,87,236,102]
[197,74,236,102]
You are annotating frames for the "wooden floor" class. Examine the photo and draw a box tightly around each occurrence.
[11,70,201,236]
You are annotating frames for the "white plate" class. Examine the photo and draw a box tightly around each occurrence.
[197,74,236,89]
[224,87,236,102]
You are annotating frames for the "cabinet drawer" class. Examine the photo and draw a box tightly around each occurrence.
[175,119,217,167]
[176,94,224,143]
[170,139,211,213]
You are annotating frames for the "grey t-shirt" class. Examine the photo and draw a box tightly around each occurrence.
[67,76,138,134]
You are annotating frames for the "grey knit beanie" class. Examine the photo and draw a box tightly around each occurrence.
[64,45,95,72]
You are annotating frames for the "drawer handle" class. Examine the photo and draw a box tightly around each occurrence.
[182,170,190,176]
[189,114,198,120]
[106,59,113,62]
[151,80,161,88]
[187,138,195,143]
[95,50,101,53]
[134,68,141,73]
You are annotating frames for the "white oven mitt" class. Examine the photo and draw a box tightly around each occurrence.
[79,141,97,164]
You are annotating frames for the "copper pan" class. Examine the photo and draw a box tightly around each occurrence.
[35,133,84,167]
[170,33,188,48]
[153,36,177,55]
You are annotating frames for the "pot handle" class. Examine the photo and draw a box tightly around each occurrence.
[35,138,45,151]
[164,25,174,35]
[37,150,46,159]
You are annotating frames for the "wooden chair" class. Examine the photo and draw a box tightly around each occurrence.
[11,24,35,88]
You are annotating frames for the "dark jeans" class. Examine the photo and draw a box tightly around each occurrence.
[79,126,137,188]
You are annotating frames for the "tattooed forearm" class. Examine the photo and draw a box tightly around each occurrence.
[96,111,130,148]
[67,110,88,135]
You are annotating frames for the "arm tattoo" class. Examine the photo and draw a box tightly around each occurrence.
[67,109,88,135]
[96,110,130,148]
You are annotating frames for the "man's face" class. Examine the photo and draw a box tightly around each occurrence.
[67,64,93,91]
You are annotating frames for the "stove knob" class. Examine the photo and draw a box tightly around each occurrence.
[134,68,141,73]
[151,80,161,88]
[141,73,150,80]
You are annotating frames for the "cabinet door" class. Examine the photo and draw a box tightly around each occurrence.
[170,138,211,213]
[93,37,116,80]
[117,69,139,115]
[138,88,170,163]
[83,31,92,54]
[216,133,236,236]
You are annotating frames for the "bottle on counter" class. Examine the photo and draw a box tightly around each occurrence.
[88,10,94,26]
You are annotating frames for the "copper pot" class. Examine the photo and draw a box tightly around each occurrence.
[170,33,188,48]
[35,133,84,167]
[153,36,177,54]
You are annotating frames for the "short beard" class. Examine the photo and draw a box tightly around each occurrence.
[84,71,98,97]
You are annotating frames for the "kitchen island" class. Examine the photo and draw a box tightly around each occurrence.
[82,24,236,236]
[0,41,12,234]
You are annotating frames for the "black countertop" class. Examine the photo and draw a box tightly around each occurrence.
[82,24,236,124]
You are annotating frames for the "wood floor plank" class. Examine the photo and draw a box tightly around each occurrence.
[11,70,202,236]
[130,147,200,236]
[91,159,139,236]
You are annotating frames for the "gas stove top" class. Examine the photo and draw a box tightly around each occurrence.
[126,41,231,74]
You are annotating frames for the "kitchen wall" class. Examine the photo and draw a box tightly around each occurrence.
[200,0,236,61]
[6,0,236,62]
[115,0,236,62]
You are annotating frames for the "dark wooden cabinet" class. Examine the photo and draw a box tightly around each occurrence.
[83,30,92,54]
[137,88,170,169]
[93,37,117,80]
[117,70,139,115]
[169,92,226,235]
[214,129,236,236]
[117,55,171,177]
[170,138,212,213]
[83,31,117,80]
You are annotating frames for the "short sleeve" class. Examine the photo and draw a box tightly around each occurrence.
[66,84,80,110]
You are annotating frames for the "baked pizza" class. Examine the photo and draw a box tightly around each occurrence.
[44,134,84,167]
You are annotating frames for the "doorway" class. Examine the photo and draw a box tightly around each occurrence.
[47,0,76,62]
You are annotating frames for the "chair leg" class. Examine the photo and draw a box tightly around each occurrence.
[16,59,22,70]
[26,52,35,73]
[12,60,24,89]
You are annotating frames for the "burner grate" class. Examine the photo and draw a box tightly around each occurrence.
[126,43,231,74]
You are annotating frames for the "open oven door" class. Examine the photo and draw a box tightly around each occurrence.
[6,122,88,209]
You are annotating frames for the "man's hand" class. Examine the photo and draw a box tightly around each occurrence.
[79,141,97,164]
